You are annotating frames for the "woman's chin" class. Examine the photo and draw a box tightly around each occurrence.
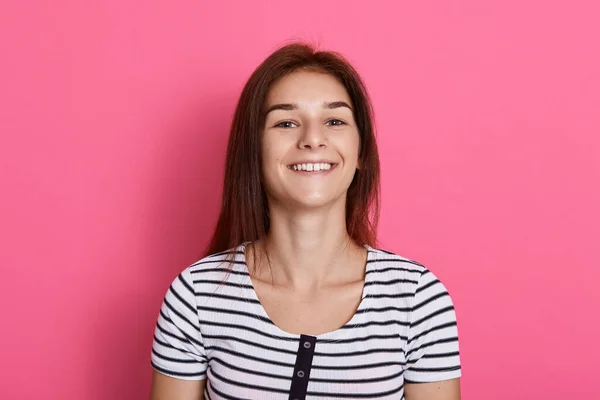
[286,193,343,210]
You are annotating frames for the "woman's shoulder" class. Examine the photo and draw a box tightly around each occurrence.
[186,244,246,273]
[172,243,250,291]
[366,244,428,276]
[365,245,455,296]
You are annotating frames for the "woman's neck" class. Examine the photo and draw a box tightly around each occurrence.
[249,205,366,291]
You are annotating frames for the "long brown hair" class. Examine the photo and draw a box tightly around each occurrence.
[203,42,380,262]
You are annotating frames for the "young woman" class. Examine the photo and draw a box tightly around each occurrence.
[150,43,461,400]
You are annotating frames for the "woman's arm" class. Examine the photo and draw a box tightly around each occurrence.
[404,269,462,399]
[150,370,206,400]
[150,269,208,399]
[405,378,461,400]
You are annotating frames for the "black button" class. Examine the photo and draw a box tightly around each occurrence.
[296,370,305,378]
[303,341,311,349]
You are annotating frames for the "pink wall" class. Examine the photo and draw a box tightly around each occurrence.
[1,1,598,399]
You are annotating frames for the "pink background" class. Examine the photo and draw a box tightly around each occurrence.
[1,1,599,399]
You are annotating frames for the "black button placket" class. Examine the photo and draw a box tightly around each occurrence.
[288,334,317,400]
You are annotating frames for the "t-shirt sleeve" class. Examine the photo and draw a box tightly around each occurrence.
[404,268,462,383]
[150,268,207,380]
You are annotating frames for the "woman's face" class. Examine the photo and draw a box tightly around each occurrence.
[261,70,360,210]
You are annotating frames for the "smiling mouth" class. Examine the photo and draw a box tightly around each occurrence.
[287,162,337,172]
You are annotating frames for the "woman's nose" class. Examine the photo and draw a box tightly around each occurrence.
[298,123,327,149]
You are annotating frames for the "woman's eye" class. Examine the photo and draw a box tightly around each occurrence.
[326,119,345,126]
[275,121,297,128]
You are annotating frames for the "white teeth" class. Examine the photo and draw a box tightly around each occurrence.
[290,163,333,171]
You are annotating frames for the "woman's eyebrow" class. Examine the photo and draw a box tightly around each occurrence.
[265,103,298,115]
[323,101,353,111]
[265,101,353,115]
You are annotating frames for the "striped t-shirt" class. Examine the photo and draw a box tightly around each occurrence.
[151,242,461,399]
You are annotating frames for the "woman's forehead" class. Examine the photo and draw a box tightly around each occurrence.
[265,71,352,106]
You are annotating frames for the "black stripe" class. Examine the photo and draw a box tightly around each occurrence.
[315,347,404,358]
[406,336,459,359]
[367,258,423,268]
[365,266,422,275]
[195,291,260,304]
[410,305,455,328]
[319,333,405,344]
[156,321,186,342]
[202,320,298,342]
[422,351,460,359]
[151,360,205,378]
[415,278,440,294]
[204,345,294,368]
[211,367,289,395]
[163,297,200,330]
[364,278,419,286]
[408,364,461,373]
[312,360,406,371]
[409,321,457,344]
[341,320,410,329]
[156,316,187,342]
[153,334,177,350]
[211,356,292,381]
[192,258,245,266]
[177,273,196,296]
[190,266,249,276]
[203,334,297,355]
[151,347,201,364]
[153,334,201,360]
[355,305,411,314]
[412,292,450,312]
[192,279,253,289]
[305,383,404,398]
[168,285,196,315]
[159,308,203,347]
[316,369,402,384]
[366,292,413,299]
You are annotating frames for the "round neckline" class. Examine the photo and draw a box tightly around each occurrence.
[237,241,375,339]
